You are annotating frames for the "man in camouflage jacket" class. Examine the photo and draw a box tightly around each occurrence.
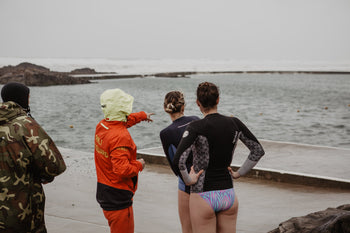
[0,83,66,232]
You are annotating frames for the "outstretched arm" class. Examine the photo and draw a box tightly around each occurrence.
[126,111,154,128]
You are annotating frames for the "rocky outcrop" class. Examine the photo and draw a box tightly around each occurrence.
[0,62,91,86]
[269,204,350,233]
[153,72,195,78]
[70,68,98,75]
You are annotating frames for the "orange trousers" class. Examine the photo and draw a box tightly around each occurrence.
[103,206,134,233]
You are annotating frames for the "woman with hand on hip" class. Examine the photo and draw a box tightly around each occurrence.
[173,82,265,233]
[160,91,199,233]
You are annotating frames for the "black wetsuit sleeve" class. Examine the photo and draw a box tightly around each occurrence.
[160,131,178,175]
[173,124,197,178]
[234,118,265,176]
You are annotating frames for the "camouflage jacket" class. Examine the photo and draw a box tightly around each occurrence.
[0,101,66,233]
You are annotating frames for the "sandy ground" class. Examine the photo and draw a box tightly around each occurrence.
[43,148,350,233]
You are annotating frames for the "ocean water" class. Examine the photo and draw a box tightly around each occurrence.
[1,57,350,74]
[0,58,349,152]
[7,73,348,153]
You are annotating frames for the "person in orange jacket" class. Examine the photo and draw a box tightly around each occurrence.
[94,88,154,233]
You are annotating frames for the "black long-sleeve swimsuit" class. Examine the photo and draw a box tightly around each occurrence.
[173,113,265,193]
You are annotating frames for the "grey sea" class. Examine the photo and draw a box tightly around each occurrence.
[12,72,350,153]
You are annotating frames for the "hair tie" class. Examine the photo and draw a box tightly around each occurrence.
[167,103,175,110]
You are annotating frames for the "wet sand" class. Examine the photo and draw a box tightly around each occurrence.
[44,148,350,233]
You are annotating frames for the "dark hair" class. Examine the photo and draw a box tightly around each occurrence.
[196,82,219,109]
[163,91,185,114]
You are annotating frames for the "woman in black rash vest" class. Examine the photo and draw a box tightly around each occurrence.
[160,91,200,233]
[173,82,265,233]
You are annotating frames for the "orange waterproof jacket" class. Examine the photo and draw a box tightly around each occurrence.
[94,111,147,211]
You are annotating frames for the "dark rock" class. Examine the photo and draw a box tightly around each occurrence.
[70,68,97,75]
[0,62,91,86]
[153,72,196,78]
[0,62,50,76]
[269,204,350,233]
[14,62,50,72]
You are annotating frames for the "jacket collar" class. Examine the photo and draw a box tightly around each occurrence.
[0,101,27,124]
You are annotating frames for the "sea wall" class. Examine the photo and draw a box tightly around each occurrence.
[56,139,350,189]
[137,140,350,189]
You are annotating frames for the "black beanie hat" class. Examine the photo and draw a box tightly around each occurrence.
[1,82,30,110]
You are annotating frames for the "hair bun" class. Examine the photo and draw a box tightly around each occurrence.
[164,91,185,114]
[165,103,176,113]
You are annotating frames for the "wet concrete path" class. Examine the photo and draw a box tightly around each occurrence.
[44,147,350,233]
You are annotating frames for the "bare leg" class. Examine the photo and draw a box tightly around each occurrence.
[216,195,239,233]
[178,190,192,233]
[189,193,216,233]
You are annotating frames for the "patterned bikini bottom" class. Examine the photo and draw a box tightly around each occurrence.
[198,188,235,212]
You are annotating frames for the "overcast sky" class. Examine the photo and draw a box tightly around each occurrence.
[1,0,350,62]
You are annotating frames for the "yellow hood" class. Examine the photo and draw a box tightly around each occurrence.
[100,88,134,122]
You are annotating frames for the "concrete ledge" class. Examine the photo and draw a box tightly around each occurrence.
[137,144,350,190]
[137,149,170,166]
[232,165,350,190]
